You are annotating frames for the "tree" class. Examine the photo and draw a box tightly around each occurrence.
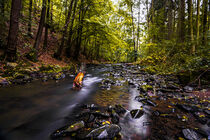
[196,0,200,45]
[43,0,50,50]
[28,0,32,37]
[6,0,22,62]
[66,0,78,57]
[167,0,173,40]
[178,0,185,42]
[1,0,5,17]
[188,0,195,53]
[74,0,84,60]
[55,0,75,59]
[202,0,208,45]
[33,0,46,59]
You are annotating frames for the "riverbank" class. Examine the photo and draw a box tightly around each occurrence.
[0,58,78,86]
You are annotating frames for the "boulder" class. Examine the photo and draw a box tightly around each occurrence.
[114,104,126,115]
[182,129,201,140]
[51,121,85,138]
[86,124,121,139]
[7,62,18,68]
[0,77,9,85]
[130,109,144,119]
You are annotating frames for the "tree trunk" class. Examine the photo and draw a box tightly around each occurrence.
[178,0,185,42]
[6,0,22,62]
[131,0,135,51]
[188,0,195,53]
[196,0,200,45]
[167,0,173,40]
[56,0,74,59]
[74,0,84,60]
[28,0,32,37]
[66,0,78,57]
[1,0,5,17]
[130,0,136,61]
[202,0,208,45]
[33,0,46,59]
[137,0,140,51]
[43,0,50,50]
[50,0,53,31]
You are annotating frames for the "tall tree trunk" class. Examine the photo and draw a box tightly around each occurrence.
[196,0,200,45]
[178,0,185,42]
[33,0,46,59]
[50,0,53,31]
[130,0,136,61]
[167,0,173,40]
[66,0,78,57]
[137,0,141,51]
[74,0,84,60]
[56,0,74,59]
[202,0,208,45]
[28,0,32,37]
[6,0,22,62]
[44,0,50,50]
[146,0,149,37]
[1,0,5,17]
[131,1,135,51]
[188,0,195,53]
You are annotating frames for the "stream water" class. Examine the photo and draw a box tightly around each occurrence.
[0,64,209,140]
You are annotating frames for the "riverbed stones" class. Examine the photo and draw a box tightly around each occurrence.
[0,77,9,85]
[182,129,201,140]
[86,124,121,139]
[130,109,144,119]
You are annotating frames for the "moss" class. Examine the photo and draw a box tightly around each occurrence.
[141,84,153,92]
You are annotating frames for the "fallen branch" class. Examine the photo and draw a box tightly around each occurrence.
[187,69,209,86]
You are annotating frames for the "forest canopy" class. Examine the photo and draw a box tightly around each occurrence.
[0,0,209,73]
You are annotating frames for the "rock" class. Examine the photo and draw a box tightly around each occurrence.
[51,121,85,138]
[184,86,194,92]
[177,104,193,112]
[130,109,144,119]
[153,110,160,116]
[182,129,201,140]
[135,96,147,102]
[204,109,210,116]
[146,99,157,107]
[0,77,9,85]
[143,122,152,126]
[111,110,120,124]
[193,112,207,125]
[114,104,126,115]
[81,104,98,110]
[92,111,110,118]
[86,124,121,139]
[7,62,18,68]
[42,75,48,82]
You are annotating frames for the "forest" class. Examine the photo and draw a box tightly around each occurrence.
[0,0,208,68]
[0,0,209,140]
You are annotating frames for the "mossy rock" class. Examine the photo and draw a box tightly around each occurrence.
[39,64,62,73]
[13,73,25,79]
[141,84,153,92]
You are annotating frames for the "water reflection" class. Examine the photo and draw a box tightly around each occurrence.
[120,88,151,140]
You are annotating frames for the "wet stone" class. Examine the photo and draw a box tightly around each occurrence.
[182,129,201,140]
[135,96,147,102]
[177,104,193,112]
[130,109,144,119]
[86,124,121,139]
[51,121,85,138]
[114,104,126,115]
[153,110,160,116]
[111,110,120,124]
[146,99,157,107]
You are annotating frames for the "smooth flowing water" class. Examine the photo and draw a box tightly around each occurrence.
[0,64,150,140]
